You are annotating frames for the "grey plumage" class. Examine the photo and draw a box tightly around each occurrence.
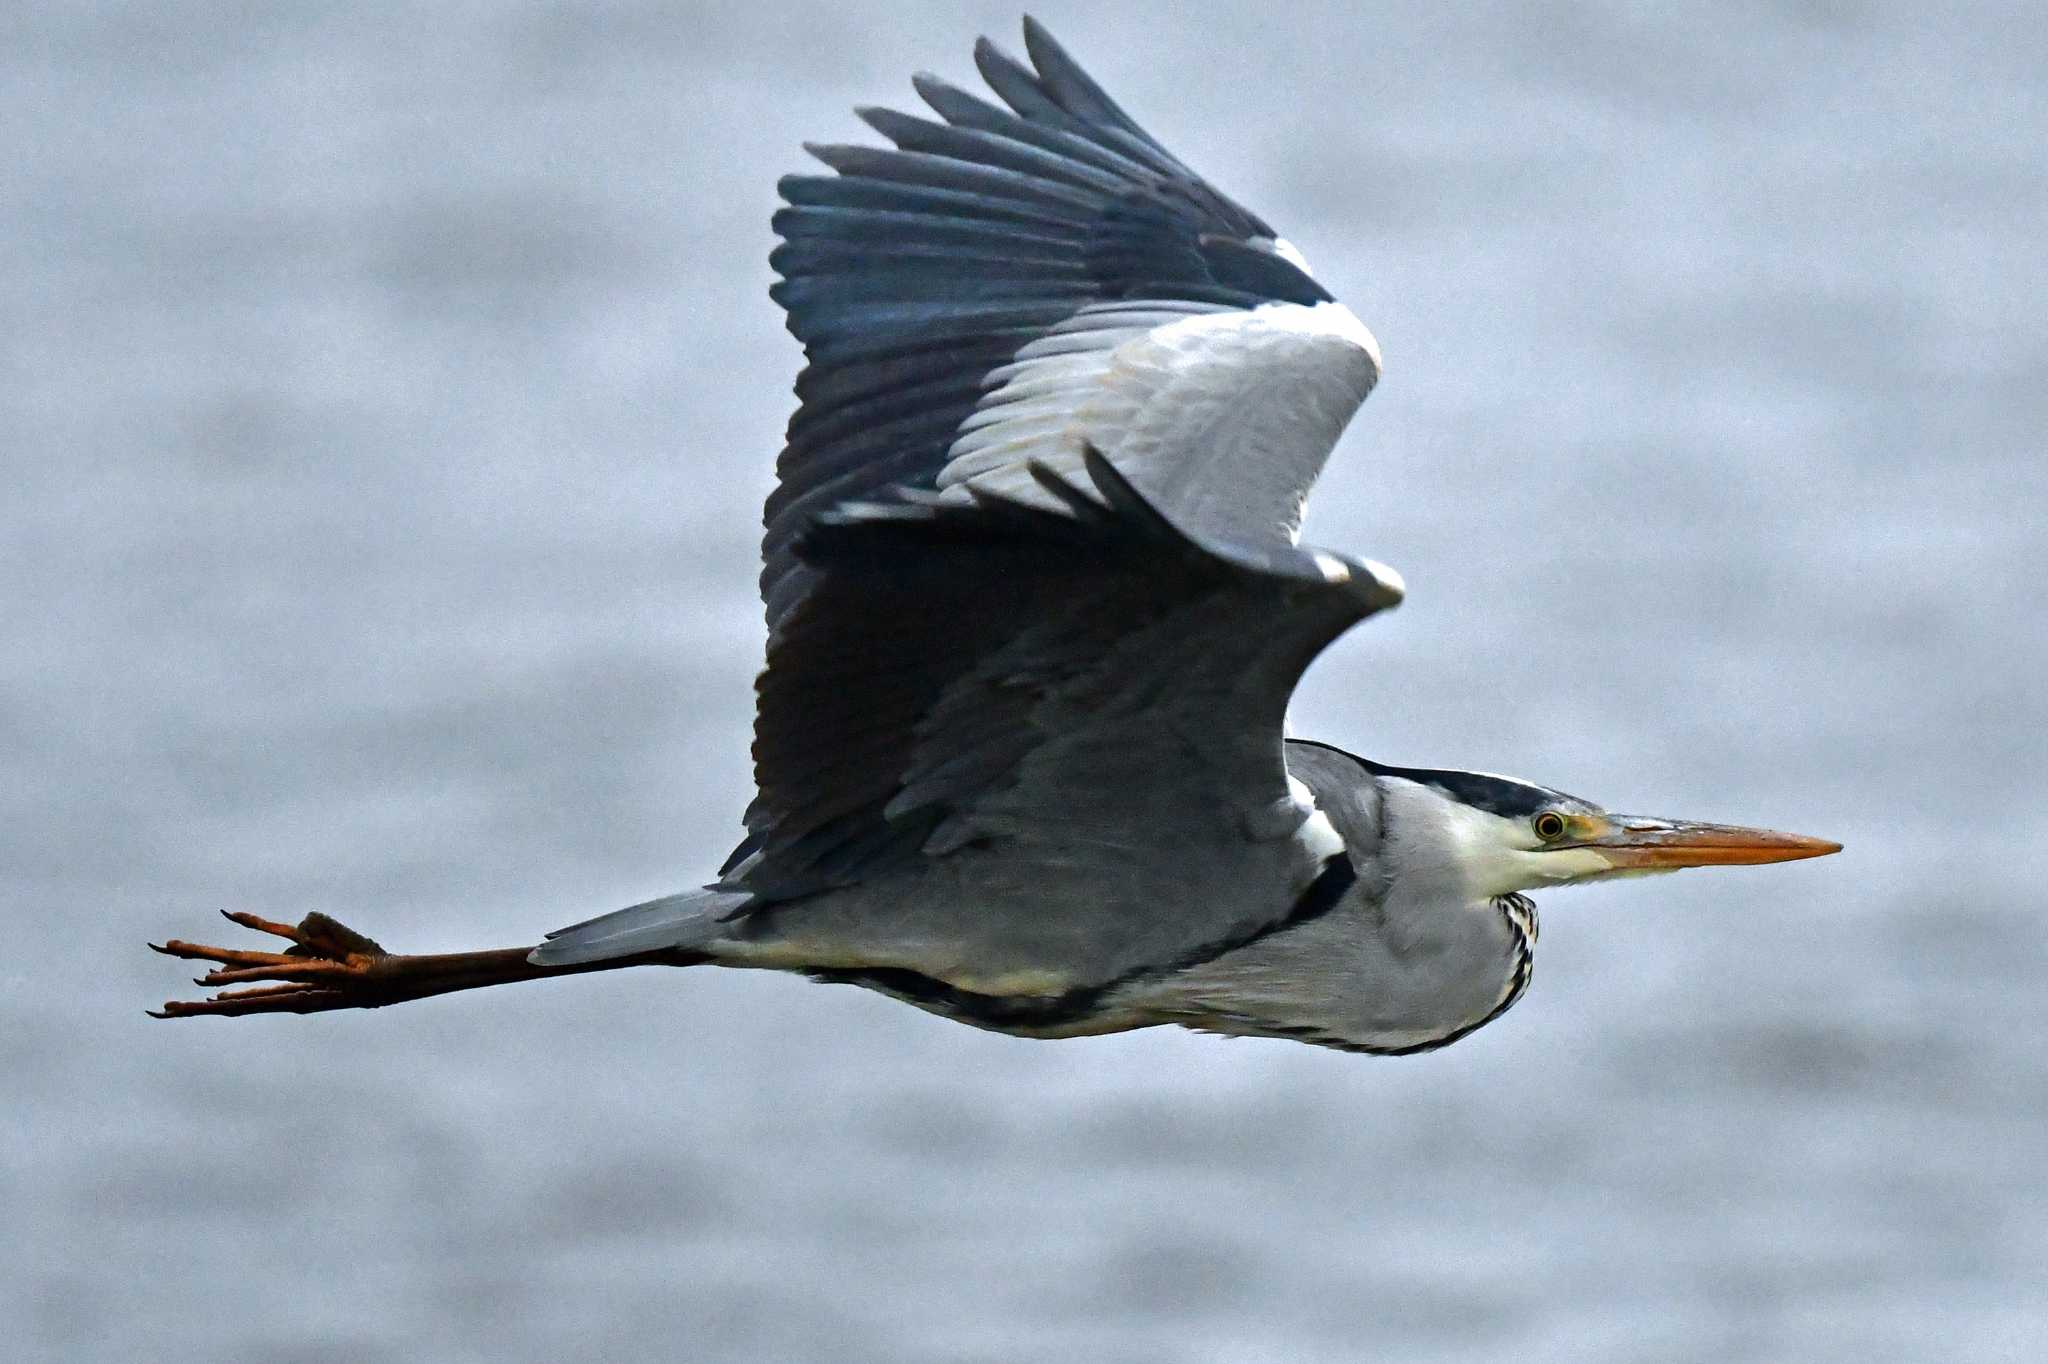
[538,453,1401,996]
[534,887,749,967]
[155,19,1837,1044]
[522,21,1835,1055]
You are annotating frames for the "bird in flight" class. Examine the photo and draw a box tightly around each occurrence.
[153,19,1838,1054]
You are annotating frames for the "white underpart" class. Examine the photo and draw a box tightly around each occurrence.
[938,299,1382,546]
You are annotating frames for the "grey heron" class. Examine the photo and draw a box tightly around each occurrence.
[152,19,1838,1054]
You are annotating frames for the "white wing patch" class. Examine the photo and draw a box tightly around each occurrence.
[1289,773,1348,864]
[936,299,1383,546]
[1249,235,1315,277]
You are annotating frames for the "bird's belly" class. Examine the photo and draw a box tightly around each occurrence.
[715,931,1079,1000]
[721,844,1311,994]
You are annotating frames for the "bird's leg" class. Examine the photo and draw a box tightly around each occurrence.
[150,911,686,1018]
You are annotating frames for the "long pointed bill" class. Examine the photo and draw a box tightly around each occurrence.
[1580,818,1842,870]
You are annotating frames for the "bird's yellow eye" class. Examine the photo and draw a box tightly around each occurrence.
[1533,812,1568,842]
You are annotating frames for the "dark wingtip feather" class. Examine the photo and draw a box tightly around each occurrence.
[854,104,938,153]
[1023,460,1113,524]
[973,32,1071,127]
[1007,20,1195,180]
[914,70,1027,137]
[1020,18,1136,133]
[912,70,982,118]
[1078,444,1179,542]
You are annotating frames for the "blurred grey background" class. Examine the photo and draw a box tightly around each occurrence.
[8,2,2045,1360]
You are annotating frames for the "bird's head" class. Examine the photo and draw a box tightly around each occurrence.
[1365,762,1841,902]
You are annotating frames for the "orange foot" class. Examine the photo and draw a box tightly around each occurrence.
[150,911,552,1018]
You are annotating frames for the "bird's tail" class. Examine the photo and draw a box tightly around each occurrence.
[528,886,751,967]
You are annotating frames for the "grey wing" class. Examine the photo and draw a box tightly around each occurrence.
[721,453,1404,988]
[764,18,1383,633]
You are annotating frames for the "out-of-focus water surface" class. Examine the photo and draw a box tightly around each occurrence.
[9,2,2045,1359]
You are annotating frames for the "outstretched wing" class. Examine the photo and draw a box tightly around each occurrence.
[764,17,1382,631]
[724,454,1404,986]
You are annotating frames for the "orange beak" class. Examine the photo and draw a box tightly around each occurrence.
[1577,818,1843,870]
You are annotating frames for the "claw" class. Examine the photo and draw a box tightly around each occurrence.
[220,910,317,946]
